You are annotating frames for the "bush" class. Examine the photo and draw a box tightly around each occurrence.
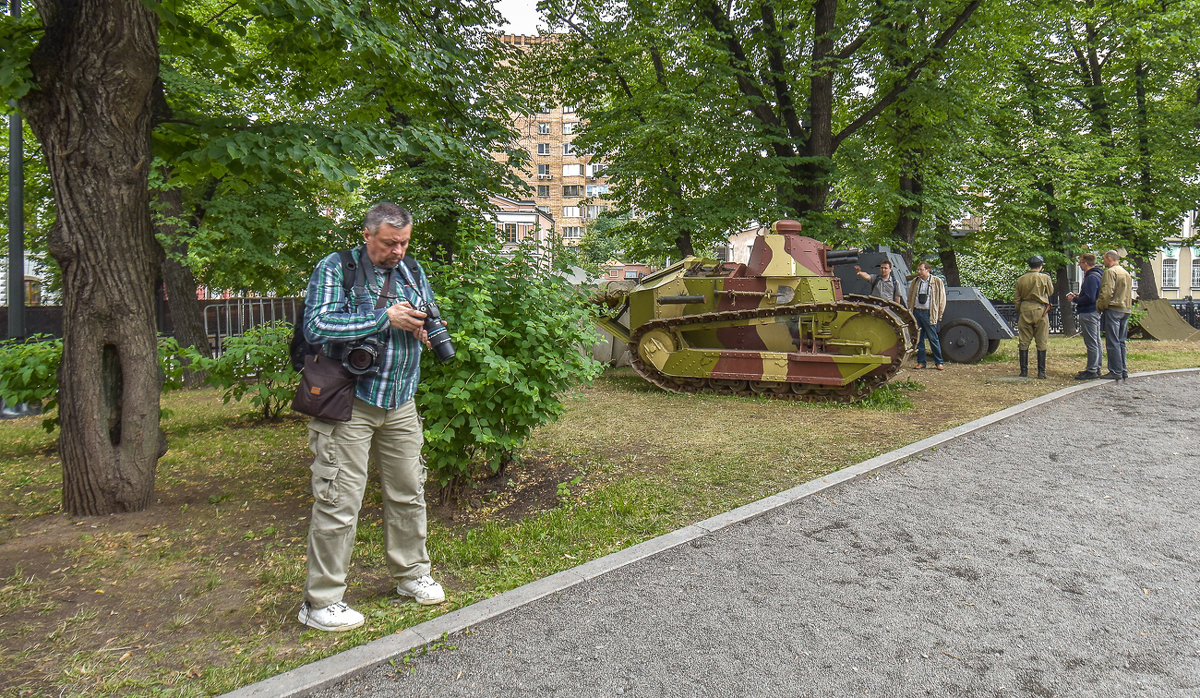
[0,335,62,428]
[185,321,298,420]
[416,228,604,492]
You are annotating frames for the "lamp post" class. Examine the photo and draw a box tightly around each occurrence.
[7,0,26,340]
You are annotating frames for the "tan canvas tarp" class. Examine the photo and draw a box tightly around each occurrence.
[1131,299,1200,341]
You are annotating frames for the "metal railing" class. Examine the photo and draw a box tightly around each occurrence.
[203,297,302,356]
[992,298,1200,334]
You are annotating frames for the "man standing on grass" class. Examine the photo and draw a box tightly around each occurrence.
[1097,249,1134,381]
[297,202,446,633]
[906,262,947,370]
[1014,255,1054,379]
[1067,253,1104,379]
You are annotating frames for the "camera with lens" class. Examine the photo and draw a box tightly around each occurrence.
[342,335,384,376]
[420,301,456,363]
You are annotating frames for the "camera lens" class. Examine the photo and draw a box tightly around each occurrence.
[425,320,456,363]
[421,302,456,363]
[342,340,380,376]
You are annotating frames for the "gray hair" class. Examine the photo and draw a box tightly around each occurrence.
[364,202,412,235]
[1104,250,1120,262]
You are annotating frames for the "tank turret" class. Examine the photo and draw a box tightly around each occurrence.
[595,221,918,402]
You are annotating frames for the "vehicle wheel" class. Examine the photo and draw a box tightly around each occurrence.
[987,338,1001,355]
[938,318,988,363]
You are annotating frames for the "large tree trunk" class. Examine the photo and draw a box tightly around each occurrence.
[935,220,961,287]
[155,181,212,386]
[1055,266,1076,336]
[1134,258,1159,301]
[20,0,164,515]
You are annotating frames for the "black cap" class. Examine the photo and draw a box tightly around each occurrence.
[1027,255,1044,268]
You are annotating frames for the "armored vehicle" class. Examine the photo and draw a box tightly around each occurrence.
[833,248,1014,363]
[594,221,918,402]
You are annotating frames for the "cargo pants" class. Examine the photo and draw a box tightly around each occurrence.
[1017,304,1049,351]
[304,398,429,608]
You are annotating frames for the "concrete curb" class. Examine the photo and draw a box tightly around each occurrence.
[221,368,1198,698]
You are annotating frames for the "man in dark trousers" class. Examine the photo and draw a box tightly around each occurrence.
[1066,253,1104,379]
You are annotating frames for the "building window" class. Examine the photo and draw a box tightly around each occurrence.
[537,185,550,197]
[1192,259,1200,288]
[562,185,584,198]
[562,142,576,156]
[1162,258,1178,288]
[537,164,551,179]
[537,122,551,135]
[23,277,41,307]
[586,162,607,178]
[537,143,550,156]
[563,105,576,114]
[585,204,609,219]
[586,184,609,197]
[623,270,640,280]
[539,103,551,113]
[503,224,518,243]
[562,226,584,239]
[563,164,583,177]
[536,205,550,214]
[562,206,581,218]
[562,122,577,135]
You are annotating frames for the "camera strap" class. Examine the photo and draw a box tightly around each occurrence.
[375,271,395,310]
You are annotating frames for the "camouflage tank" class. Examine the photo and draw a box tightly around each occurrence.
[595,220,918,402]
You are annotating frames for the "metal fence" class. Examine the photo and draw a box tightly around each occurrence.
[203,297,303,356]
[992,298,1200,335]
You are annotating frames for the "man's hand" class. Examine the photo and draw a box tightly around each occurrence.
[1067,292,1077,302]
[387,301,427,333]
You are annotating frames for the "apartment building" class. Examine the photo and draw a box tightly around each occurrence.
[497,34,613,248]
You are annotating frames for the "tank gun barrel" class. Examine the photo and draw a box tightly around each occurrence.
[825,248,860,266]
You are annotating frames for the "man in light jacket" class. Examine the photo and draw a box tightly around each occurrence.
[907,262,947,370]
[1096,250,1134,381]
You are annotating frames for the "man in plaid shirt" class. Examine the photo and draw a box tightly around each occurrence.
[297,202,446,632]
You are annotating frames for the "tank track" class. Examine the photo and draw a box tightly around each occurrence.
[628,299,916,404]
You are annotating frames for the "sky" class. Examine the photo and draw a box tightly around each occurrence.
[495,0,547,35]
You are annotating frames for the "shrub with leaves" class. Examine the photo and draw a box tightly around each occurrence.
[416,228,603,492]
[0,335,62,428]
[185,321,298,420]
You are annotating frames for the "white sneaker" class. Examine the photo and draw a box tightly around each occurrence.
[297,601,364,631]
[396,574,446,605]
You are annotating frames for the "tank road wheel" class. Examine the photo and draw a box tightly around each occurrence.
[635,327,677,372]
[938,318,988,364]
[749,381,790,395]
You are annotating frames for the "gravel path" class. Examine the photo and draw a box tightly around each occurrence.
[312,371,1200,698]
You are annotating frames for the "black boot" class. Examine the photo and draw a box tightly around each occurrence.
[1036,350,1047,379]
[1019,350,1029,378]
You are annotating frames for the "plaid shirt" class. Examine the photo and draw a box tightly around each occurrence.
[302,246,435,409]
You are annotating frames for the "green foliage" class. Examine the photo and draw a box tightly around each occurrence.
[0,335,62,428]
[186,322,298,420]
[416,226,604,488]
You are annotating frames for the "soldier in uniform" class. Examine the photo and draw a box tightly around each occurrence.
[1014,255,1054,378]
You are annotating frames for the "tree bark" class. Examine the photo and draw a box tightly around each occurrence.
[1134,258,1159,301]
[1055,265,1076,336]
[156,181,212,386]
[20,0,165,515]
[935,220,961,287]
